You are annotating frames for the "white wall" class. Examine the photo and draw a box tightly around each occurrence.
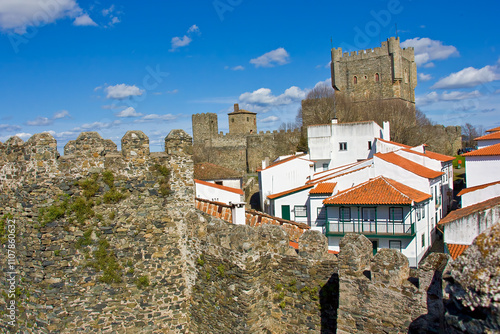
[195,182,243,205]
[373,155,430,193]
[444,206,500,245]
[465,156,500,188]
[477,139,500,148]
[461,183,500,208]
[204,179,241,189]
[259,156,314,212]
[271,188,311,224]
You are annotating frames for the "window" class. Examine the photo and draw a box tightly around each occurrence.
[353,76,357,84]
[389,240,401,252]
[368,141,372,150]
[231,118,234,123]
[322,163,329,170]
[375,73,380,82]
[389,207,403,222]
[339,207,351,222]
[317,207,326,224]
[422,205,425,218]
[416,206,421,221]
[421,233,425,248]
[215,181,223,186]
[247,117,249,122]
[362,207,376,222]
[339,142,347,151]
[294,206,307,218]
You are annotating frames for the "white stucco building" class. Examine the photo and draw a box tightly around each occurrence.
[307,119,390,171]
[194,179,244,205]
[463,142,500,188]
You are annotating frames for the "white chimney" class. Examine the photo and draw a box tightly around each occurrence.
[332,118,338,124]
[230,202,246,225]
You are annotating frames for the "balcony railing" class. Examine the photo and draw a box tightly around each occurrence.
[326,219,414,236]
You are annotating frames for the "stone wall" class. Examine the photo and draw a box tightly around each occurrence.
[195,197,310,241]
[192,112,301,173]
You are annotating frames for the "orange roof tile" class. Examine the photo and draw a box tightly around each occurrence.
[403,148,455,162]
[457,180,500,196]
[474,131,500,141]
[486,126,500,133]
[439,196,500,225]
[375,152,443,179]
[307,165,371,185]
[267,184,314,200]
[289,241,299,250]
[376,137,412,149]
[462,143,500,157]
[446,243,469,260]
[323,176,431,205]
[310,182,337,195]
[194,179,244,195]
[328,250,339,255]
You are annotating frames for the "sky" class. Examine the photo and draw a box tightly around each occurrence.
[0,0,499,152]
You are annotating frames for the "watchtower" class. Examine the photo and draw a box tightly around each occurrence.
[331,37,417,104]
[192,112,218,143]
[228,104,257,135]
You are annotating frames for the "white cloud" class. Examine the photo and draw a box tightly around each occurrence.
[239,86,307,112]
[74,120,121,131]
[260,116,279,123]
[231,65,245,71]
[432,65,499,89]
[105,84,144,99]
[419,73,432,81]
[115,107,142,118]
[167,89,179,94]
[250,48,290,68]
[187,24,199,34]
[0,0,82,33]
[0,124,21,132]
[26,116,51,126]
[170,35,192,51]
[135,114,177,123]
[102,5,114,16]
[73,13,96,26]
[416,90,481,106]
[14,132,32,140]
[53,110,70,119]
[401,37,459,66]
[170,25,199,51]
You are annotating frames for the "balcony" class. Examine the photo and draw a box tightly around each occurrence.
[326,219,415,237]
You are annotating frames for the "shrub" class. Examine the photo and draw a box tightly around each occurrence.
[103,189,126,204]
[102,170,115,188]
[135,275,150,289]
[78,174,100,198]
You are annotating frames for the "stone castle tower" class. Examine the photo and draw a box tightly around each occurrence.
[228,104,257,134]
[331,36,417,104]
[192,104,300,172]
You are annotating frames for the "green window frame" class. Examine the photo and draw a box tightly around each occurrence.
[294,205,307,218]
[339,207,351,222]
[389,207,403,222]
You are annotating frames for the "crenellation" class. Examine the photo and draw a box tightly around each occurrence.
[121,130,150,158]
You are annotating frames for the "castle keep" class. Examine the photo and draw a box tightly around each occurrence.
[192,104,301,172]
[331,36,417,104]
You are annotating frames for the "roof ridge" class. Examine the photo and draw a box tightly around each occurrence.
[382,177,412,201]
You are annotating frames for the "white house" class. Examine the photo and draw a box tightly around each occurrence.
[258,153,315,212]
[458,180,500,208]
[462,143,500,188]
[267,184,314,224]
[438,196,500,260]
[307,120,390,171]
[194,162,243,190]
[474,129,500,149]
[194,179,244,205]
[323,176,432,267]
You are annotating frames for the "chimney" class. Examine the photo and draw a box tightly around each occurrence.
[332,118,338,124]
[230,202,246,225]
[234,103,239,112]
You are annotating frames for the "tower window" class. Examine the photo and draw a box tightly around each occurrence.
[231,118,234,123]
[375,73,379,82]
[247,117,249,122]
[353,76,357,85]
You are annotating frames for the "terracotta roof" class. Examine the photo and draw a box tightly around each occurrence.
[403,148,455,162]
[462,143,500,157]
[194,163,242,180]
[310,182,337,195]
[375,152,444,179]
[267,184,314,200]
[439,196,500,225]
[474,132,500,141]
[323,176,431,205]
[258,154,309,171]
[328,250,339,255]
[307,120,376,128]
[376,137,412,149]
[457,180,500,196]
[446,243,469,260]
[486,126,500,133]
[289,241,299,250]
[194,179,244,195]
[307,164,371,185]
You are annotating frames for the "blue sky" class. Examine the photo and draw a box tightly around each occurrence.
[0,0,499,151]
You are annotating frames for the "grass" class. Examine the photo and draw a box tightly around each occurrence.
[135,275,150,289]
[78,174,100,199]
[103,189,126,204]
[87,239,122,284]
[152,164,172,196]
